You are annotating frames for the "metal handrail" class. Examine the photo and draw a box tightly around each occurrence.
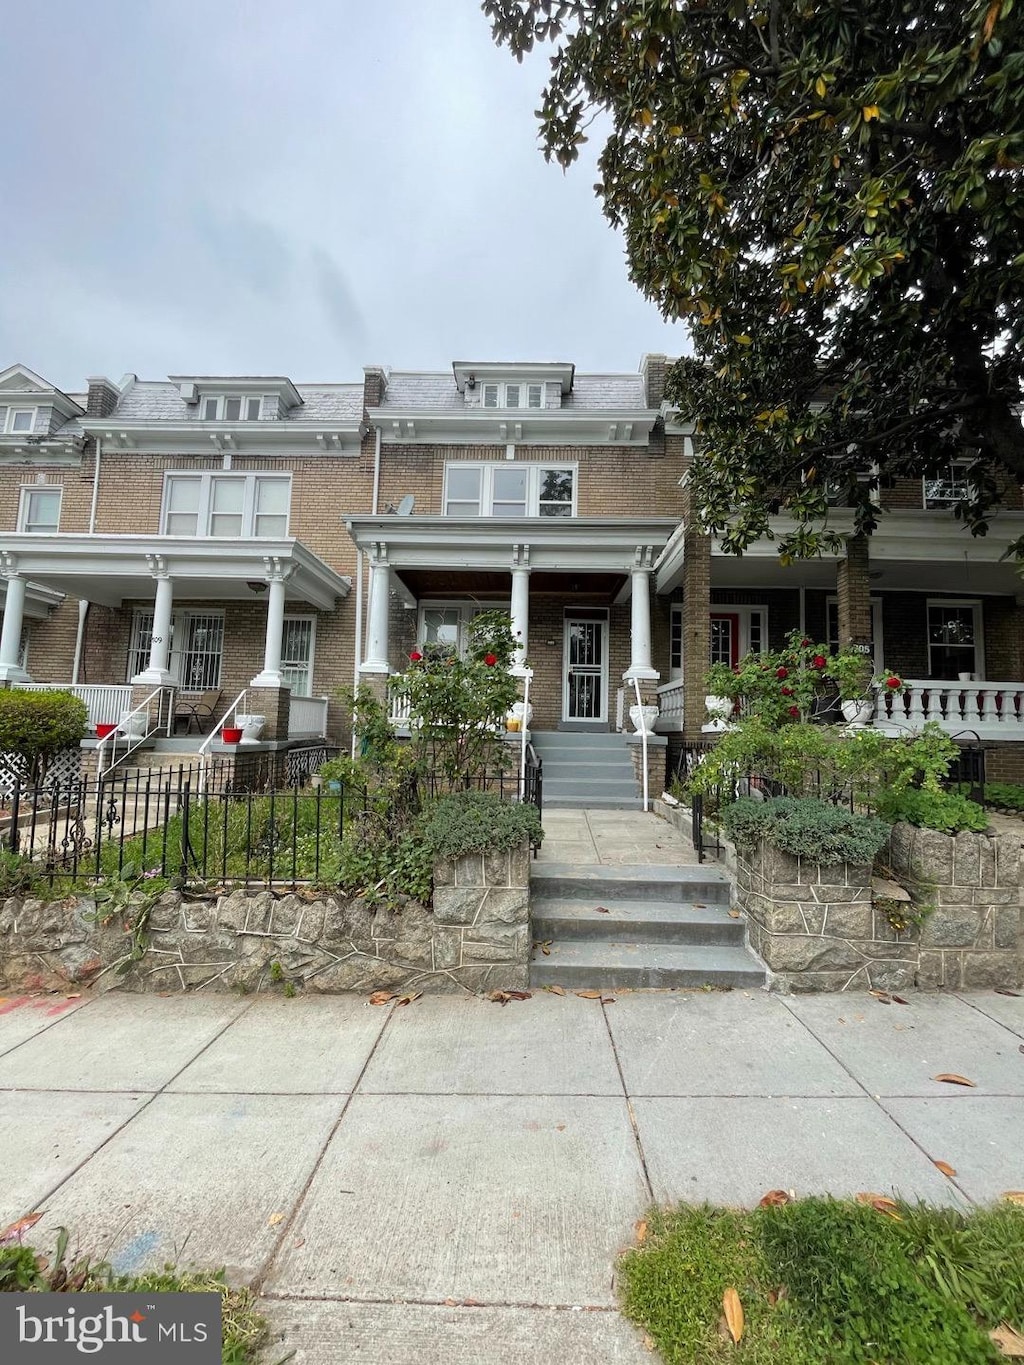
[632,676,650,813]
[95,685,171,782]
[197,687,249,796]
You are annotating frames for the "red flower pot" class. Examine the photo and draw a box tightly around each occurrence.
[95,723,118,739]
[221,727,243,744]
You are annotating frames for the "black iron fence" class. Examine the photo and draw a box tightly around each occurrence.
[3,751,544,890]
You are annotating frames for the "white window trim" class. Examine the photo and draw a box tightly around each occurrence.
[708,605,769,662]
[416,600,509,658]
[926,598,985,680]
[442,462,577,517]
[281,614,316,696]
[17,485,62,533]
[6,407,38,434]
[481,381,544,410]
[127,608,225,688]
[200,395,266,421]
[160,472,291,538]
[923,459,974,509]
[826,596,884,674]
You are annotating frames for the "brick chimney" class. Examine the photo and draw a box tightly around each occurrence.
[640,353,668,408]
[362,365,388,412]
[85,376,120,418]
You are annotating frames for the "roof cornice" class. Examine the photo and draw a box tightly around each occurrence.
[367,407,659,446]
[78,419,361,454]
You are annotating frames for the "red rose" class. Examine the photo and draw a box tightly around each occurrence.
[484,653,497,666]
[812,654,827,669]
[886,675,902,690]
[788,706,800,718]
[409,651,423,662]
[776,666,788,679]
[781,686,793,696]
[801,637,811,647]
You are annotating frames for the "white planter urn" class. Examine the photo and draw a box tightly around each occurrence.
[117,711,147,738]
[841,699,875,726]
[704,695,733,731]
[508,700,533,728]
[234,713,266,742]
[629,703,659,734]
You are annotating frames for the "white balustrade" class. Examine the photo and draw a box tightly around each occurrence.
[20,683,134,729]
[389,692,412,726]
[873,680,1024,736]
[654,678,684,732]
[287,695,329,738]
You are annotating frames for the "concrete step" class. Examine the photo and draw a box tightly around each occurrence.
[539,755,636,771]
[534,734,628,751]
[529,940,765,990]
[542,781,639,803]
[532,897,744,946]
[532,862,731,904]
[543,796,644,810]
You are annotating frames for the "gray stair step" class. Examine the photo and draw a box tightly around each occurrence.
[529,940,765,990]
[543,796,644,810]
[532,863,731,904]
[542,781,639,802]
[532,897,744,946]
[540,755,636,770]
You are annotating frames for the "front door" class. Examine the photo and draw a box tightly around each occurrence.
[563,611,608,722]
[710,612,741,669]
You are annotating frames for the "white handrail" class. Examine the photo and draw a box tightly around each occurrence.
[95,685,170,781]
[632,676,650,813]
[199,688,249,757]
[517,668,533,801]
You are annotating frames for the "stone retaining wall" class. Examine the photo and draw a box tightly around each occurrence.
[0,844,530,995]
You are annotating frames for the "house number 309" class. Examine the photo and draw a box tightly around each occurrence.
[152,636,163,643]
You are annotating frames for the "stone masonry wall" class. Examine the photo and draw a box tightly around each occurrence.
[737,842,918,992]
[0,845,531,996]
[885,824,1023,990]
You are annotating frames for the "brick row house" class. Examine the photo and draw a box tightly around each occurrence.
[1,358,1023,793]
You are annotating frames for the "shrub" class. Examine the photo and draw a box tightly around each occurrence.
[878,787,989,833]
[419,790,543,859]
[0,689,88,785]
[979,781,1024,812]
[722,795,890,865]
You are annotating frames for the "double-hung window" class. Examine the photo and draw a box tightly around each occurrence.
[482,382,543,409]
[161,473,291,537]
[927,601,981,678]
[18,487,62,533]
[5,408,37,434]
[201,396,263,421]
[443,464,576,517]
[924,460,974,509]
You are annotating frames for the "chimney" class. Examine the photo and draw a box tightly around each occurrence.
[640,353,668,409]
[362,364,388,412]
[86,375,120,418]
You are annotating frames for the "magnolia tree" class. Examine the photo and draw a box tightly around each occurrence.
[389,610,520,790]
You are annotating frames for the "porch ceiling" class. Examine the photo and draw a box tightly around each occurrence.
[0,534,351,611]
[395,568,628,600]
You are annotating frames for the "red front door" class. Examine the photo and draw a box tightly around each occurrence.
[710,613,741,668]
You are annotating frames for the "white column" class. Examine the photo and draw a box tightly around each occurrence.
[0,573,31,683]
[132,573,175,685]
[623,566,659,681]
[361,558,391,674]
[510,565,530,672]
[250,574,288,687]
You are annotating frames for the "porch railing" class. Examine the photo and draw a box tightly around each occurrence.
[874,679,1024,734]
[654,677,684,731]
[20,683,133,729]
[95,685,174,781]
[288,695,329,738]
[389,691,412,726]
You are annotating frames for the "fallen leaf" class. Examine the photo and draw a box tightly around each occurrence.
[444,1297,458,1307]
[870,990,892,1004]
[856,1193,902,1219]
[891,995,909,1005]
[693,902,706,909]
[1002,1191,1024,1206]
[759,1189,793,1207]
[934,1073,976,1087]
[487,989,532,1005]
[593,905,611,914]
[0,1212,43,1245]
[635,1219,649,1244]
[722,1286,744,1344]
[368,990,395,1006]
[575,989,603,999]
[555,1123,566,1131]
[267,1212,285,1226]
[292,1237,305,1248]
[991,1322,1024,1357]
[933,1160,957,1178]
[64,993,82,1000]
[396,991,422,1006]
[728,910,741,919]
[546,985,566,996]
[602,997,617,1004]
[995,988,1022,998]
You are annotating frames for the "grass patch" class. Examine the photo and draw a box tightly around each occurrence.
[0,1228,271,1364]
[620,1198,1024,1363]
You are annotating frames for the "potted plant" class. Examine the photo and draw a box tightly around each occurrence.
[221,725,243,744]
[826,650,876,725]
[95,722,118,740]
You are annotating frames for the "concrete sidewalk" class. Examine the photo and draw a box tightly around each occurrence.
[1,987,1023,1363]
[537,807,702,865]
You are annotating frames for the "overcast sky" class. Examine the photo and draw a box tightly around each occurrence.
[0,0,689,392]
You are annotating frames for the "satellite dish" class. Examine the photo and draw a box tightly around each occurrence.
[396,494,415,516]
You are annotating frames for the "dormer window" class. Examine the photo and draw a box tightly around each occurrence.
[482,383,543,409]
[201,396,263,421]
[6,408,37,434]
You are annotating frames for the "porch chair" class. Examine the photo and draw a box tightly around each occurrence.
[175,688,222,735]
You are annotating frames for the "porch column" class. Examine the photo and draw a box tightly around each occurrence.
[510,551,530,671]
[0,568,31,683]
[837,535,872,652]
[681,530,712,736]
[623,550,659,684]
[250,567,290,688]
[361,545,391,675]
[132,564,175,685]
